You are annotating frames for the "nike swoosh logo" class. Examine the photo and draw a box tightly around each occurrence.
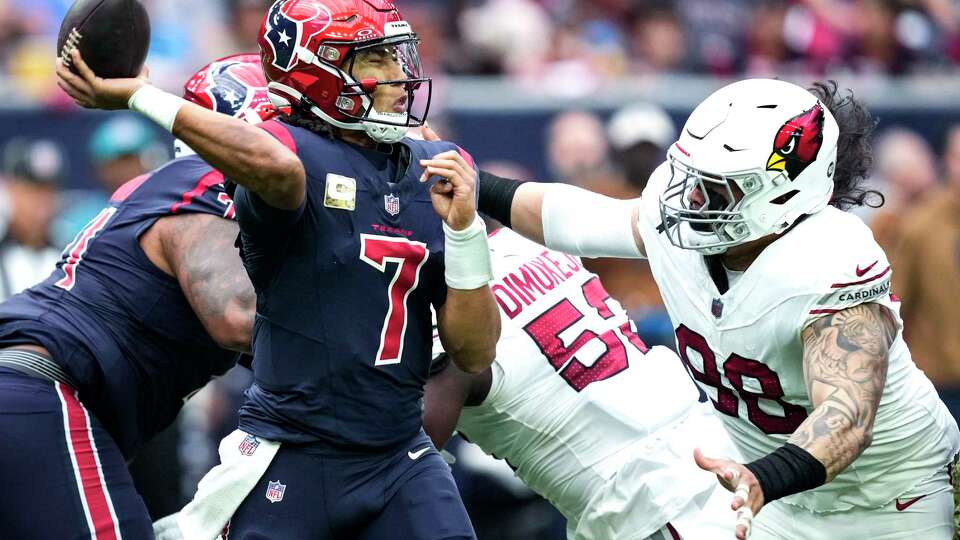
[408,447,430,460]
[856,260,878,277]
[895,495,927,511]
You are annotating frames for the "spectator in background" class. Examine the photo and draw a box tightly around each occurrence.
[90,114,169,193]
[224,0,273,52]
[890,125,960,416]
[630,4,688,73]
[0,137,62,299]
[868,127,938,252]
[606,102,676,193]
[545,110,615,189]
[53,114,168,246]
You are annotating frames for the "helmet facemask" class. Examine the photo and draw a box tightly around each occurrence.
[300,25,431,144]
[659,153,768,255]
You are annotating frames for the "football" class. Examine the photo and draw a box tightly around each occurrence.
[56,0,151,79]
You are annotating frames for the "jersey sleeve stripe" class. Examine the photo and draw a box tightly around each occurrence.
[170,170,226,214]
[259,120,298,154]
[109,174,151,203]
[830,266,891,288]
[809,308,841,315]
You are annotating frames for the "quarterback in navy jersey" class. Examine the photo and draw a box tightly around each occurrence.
[0,56,274,539]
[59,1,501,539]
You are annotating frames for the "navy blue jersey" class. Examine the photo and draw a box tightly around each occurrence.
[236,120,465,450]
[0,156,239,457]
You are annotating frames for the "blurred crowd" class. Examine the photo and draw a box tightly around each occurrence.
[1,0,960,106]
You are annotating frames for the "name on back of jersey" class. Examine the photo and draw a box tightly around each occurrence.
[491,249,584,319]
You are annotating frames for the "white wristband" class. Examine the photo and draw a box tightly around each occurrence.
[128,85,187,133]
[542,183,644,259]
[443,215,493,290]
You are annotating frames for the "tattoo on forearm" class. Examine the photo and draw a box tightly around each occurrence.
[788,303,895,480]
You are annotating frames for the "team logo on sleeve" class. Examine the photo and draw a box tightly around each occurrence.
[265,480,286,503]
[384,194,401,216]
[264,0,331,72]
[766,103,825,180]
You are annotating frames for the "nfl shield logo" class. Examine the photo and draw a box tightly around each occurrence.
[265,480,286,503]
[711,298,724,318]
[384,194,400,216]
[238,434,260,456]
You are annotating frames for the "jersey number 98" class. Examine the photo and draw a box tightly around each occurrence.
[675,325,807,434]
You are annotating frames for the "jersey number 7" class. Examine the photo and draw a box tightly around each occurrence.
[360,235,430,366]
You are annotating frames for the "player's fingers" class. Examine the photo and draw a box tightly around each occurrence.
[735,506,753,539]
[57,79,92,107]
[732,482,750,510]
[70,48,98,85]
[56,58,89,92]
[430,178,454,195]
[425,167,456,187]
[421,121,441,142]
[419,158,471,185]
[420,162,466,187]
[693,448,723,474]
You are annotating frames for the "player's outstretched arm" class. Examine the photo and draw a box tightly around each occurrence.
[56,50,305,210]
[790,303,894,479]
[421,150,500,373]
[147,214,255,352]
[419,124,644,259]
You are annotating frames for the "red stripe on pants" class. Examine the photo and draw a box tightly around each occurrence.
[57,383,119,540]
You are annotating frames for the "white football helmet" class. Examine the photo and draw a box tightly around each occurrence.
[659,79,840,255]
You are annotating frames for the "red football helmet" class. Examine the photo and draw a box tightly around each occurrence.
[258,0,431,143]
[176,53,280,157]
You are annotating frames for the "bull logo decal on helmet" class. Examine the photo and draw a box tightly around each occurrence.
[766,103,825,180]
[208,61,254,116]
[264,0,331,72]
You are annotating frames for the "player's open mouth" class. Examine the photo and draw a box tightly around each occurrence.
[392,96,408,113]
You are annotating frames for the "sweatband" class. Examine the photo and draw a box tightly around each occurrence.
[744,443,827,503]
[541,183,643,259]
[128,85,188,133]
[478,170,523,227]
[444,215,493,290]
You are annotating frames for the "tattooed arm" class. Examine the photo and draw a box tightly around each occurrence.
[145,213,256,352]
[788,303,897,480]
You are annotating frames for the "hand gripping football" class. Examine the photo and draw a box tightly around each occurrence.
[57,0,151,78]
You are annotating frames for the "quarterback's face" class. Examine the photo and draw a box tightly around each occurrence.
[351,46,409,115]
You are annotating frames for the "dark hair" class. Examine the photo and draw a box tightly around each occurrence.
[277,103,337,139]
[808,80,883,210]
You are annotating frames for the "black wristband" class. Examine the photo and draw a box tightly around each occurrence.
[478,170,523,228]
[744,443,827,503]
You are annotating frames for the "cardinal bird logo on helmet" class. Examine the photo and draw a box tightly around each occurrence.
[766,103,825,180]
[264,0,332,71]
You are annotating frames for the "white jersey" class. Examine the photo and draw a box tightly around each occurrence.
[445,228,736,538]
[637,163,960,513]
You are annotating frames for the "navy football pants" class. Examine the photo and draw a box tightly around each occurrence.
[224,430,476,540]
[0,369,153,539]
